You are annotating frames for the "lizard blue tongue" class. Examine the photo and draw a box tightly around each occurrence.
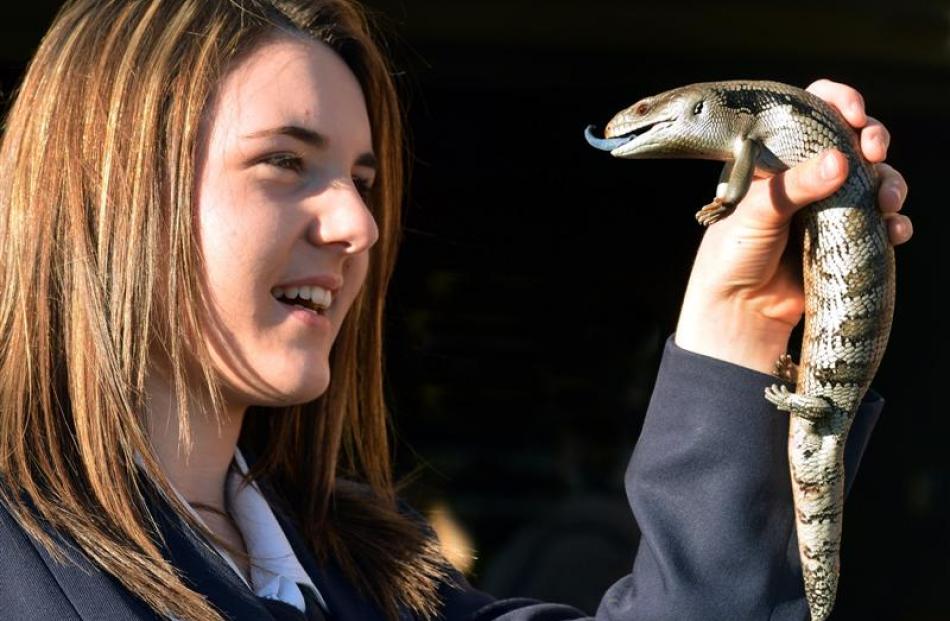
[584,125,635,151]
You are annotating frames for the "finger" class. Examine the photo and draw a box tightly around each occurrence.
[806,79,868,128]
[756,149,849,220]
[860,116,890,162]
[877,163,908,214]
[885,213,913,246]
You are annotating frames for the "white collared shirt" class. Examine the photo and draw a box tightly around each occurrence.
[178,448,329,615]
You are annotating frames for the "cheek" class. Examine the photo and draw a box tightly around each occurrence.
[328,253,371,337]
[197,186,283,313]
[342,253,371,304]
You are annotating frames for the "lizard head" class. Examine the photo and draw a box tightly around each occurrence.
[585,84,736,160]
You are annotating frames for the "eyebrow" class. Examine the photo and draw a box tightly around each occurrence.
[242,125,377,169]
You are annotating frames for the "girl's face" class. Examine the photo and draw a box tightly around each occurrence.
[195,36,378,412]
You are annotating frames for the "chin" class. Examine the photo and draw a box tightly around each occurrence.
[238,362,331,408]
[271,367,330,406]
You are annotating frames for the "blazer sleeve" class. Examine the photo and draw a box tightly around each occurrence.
[437,336,883,621]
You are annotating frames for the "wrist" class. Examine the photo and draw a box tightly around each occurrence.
[674,294,795,375]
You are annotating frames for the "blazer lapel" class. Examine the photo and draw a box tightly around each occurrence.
[14,476,280,621]
[147,486,280,621]
[269,503,388,621]
[16,462,376,621]
[245,465,387,621]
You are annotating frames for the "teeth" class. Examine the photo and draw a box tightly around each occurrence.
[310,287,332,308]
[271,285,333,309]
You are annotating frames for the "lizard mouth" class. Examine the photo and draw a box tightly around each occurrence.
[585,119,676,158]
[584,120,674,156]
[584,125,636,151]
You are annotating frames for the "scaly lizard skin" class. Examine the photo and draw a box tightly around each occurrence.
[585,80,895,621]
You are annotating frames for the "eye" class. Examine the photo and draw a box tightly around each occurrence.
[692,100,704,115]
[353,176,374,200]
[262,153,304,174]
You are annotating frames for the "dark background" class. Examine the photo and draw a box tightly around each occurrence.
[3,2,947,619]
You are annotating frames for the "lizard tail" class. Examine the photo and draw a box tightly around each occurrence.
[803,557,838,621]
[788,420,847,621]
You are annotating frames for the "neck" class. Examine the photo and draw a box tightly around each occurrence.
[144,371,245,512]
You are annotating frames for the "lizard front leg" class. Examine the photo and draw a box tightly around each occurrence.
[695,138,760,226]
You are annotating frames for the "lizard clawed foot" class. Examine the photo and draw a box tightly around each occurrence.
[773,354,799,384]
[764,384,793,411]
[694,197,735,226]
[764,385,834,421]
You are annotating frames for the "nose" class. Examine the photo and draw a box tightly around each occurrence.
[307,179,379,254]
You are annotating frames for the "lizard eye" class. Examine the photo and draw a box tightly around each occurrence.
[635,102,650,115]
[692,100,704,115]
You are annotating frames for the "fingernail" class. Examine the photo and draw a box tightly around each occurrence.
[821,152,840,180]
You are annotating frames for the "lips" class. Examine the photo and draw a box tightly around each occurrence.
[274,274,343,292]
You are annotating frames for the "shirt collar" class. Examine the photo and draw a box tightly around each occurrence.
[227,448,328,613]
[157,447,329,615]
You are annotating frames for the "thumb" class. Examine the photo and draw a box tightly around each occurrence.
[765,149,849,219]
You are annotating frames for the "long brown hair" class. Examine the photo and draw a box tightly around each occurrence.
[0,1,447,620]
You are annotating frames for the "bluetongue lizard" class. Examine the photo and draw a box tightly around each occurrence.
[585,80,895,620]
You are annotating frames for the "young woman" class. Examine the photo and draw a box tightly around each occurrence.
[0,1,911,620]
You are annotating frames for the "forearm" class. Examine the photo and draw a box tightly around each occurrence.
[616,337,882,620]
[675,290,795,375]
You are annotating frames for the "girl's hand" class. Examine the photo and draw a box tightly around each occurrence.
[674,79,911,374]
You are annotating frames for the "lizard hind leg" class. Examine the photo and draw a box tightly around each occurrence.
[764,385,834,421]
[773,353,799,384]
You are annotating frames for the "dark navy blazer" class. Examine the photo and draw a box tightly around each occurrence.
[0,338,882,620]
